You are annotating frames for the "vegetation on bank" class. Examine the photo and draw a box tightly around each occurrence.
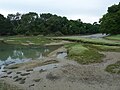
[88,44,120,52]
[100,2,120,35]
[0,13,100,36]
[105,61,120,74]
[53,36,120,46]
[0,2,119,37]
[105,34,120,41]
[0,36,54,45]
[65,44,104,64]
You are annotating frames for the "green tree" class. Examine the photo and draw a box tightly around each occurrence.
[100,2,120,35]
[0,14,13,35]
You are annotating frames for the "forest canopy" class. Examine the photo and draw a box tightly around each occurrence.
[0,12,99,36]
[100,2,120,35]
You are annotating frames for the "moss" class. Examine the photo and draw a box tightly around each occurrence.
[105,61,120,74]
[66,44,104,64]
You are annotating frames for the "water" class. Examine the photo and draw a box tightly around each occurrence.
[57,52,67,59]
[0,42,60,68]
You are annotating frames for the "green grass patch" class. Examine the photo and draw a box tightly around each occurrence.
[105,35,120,41]
[105,61,120,74]
[88,44,120,52]
[66,44,104,64]
[0,36,53,45]
[53,36,120,46]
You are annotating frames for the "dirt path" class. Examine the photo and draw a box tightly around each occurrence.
[0,47,120,90]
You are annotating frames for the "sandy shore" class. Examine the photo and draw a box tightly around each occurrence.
[0,46,120,90]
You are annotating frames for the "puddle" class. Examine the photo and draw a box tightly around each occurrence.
[34,63,60,71]
[57,52,67,59]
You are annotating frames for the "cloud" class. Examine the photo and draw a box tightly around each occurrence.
[0,0,119,23]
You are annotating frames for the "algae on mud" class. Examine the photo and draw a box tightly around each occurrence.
[66,44,104,64]
[105,61,120,74]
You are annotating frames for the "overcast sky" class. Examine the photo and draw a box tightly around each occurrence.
[0,0,119,23]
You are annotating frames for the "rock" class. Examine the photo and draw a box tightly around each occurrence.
[1,76,8,78]
[39,69,46,73]
[16,72,22,74]
[54,66,57,68]
[2,70,7,72]
[22,78,26,80]
[3,61,15,66]
[7,66,19,69]
[8,76,12,78]
[19,79,25,84]
[29,84,35,87]
[21,73,30,76]
[13,76,19,79]
[15,77,22,82]
[33,78,41,82]
[26,69,33,72]
[7,71,12,74]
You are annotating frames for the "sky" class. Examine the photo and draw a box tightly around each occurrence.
[0,0,119,23]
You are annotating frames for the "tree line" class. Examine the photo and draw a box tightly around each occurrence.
[0,12,100,36]
[0,2,119,36]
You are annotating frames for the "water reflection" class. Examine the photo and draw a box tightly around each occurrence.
[0,42,60,62]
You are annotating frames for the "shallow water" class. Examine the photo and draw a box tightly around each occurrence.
[0,42,60,67]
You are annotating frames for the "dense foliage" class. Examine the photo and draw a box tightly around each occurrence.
[100,2,120,35]
[0,12,100,36]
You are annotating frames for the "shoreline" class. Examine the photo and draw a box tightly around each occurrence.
[0,45,120,90]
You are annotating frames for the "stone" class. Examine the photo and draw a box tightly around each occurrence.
[13,76,19,79]
[26,69,33,72]
[16,72,22,74]
[1,76,8,78]
[7,71,12,74]
[29,84,35,87]
[19,80,25,84]
[33,78,41,82]
[15,77,22,82]
[21,73,30,76]
[39,69,46,73]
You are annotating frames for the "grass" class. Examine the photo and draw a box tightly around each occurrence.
[66,44,104,64]
[0,36,53,45]
[88,44,120,52]
[105,61,120,74]
[105,34,120,41]
[53,36,120,46]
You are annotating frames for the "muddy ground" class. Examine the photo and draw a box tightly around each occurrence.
[0,46,120,90]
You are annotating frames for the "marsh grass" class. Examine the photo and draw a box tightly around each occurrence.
[105,35,120,41]
[0,36,53,45]
[53,36,120,46]
[87,44,120,52]
[105,61,120,74]
[66,44,104,64]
